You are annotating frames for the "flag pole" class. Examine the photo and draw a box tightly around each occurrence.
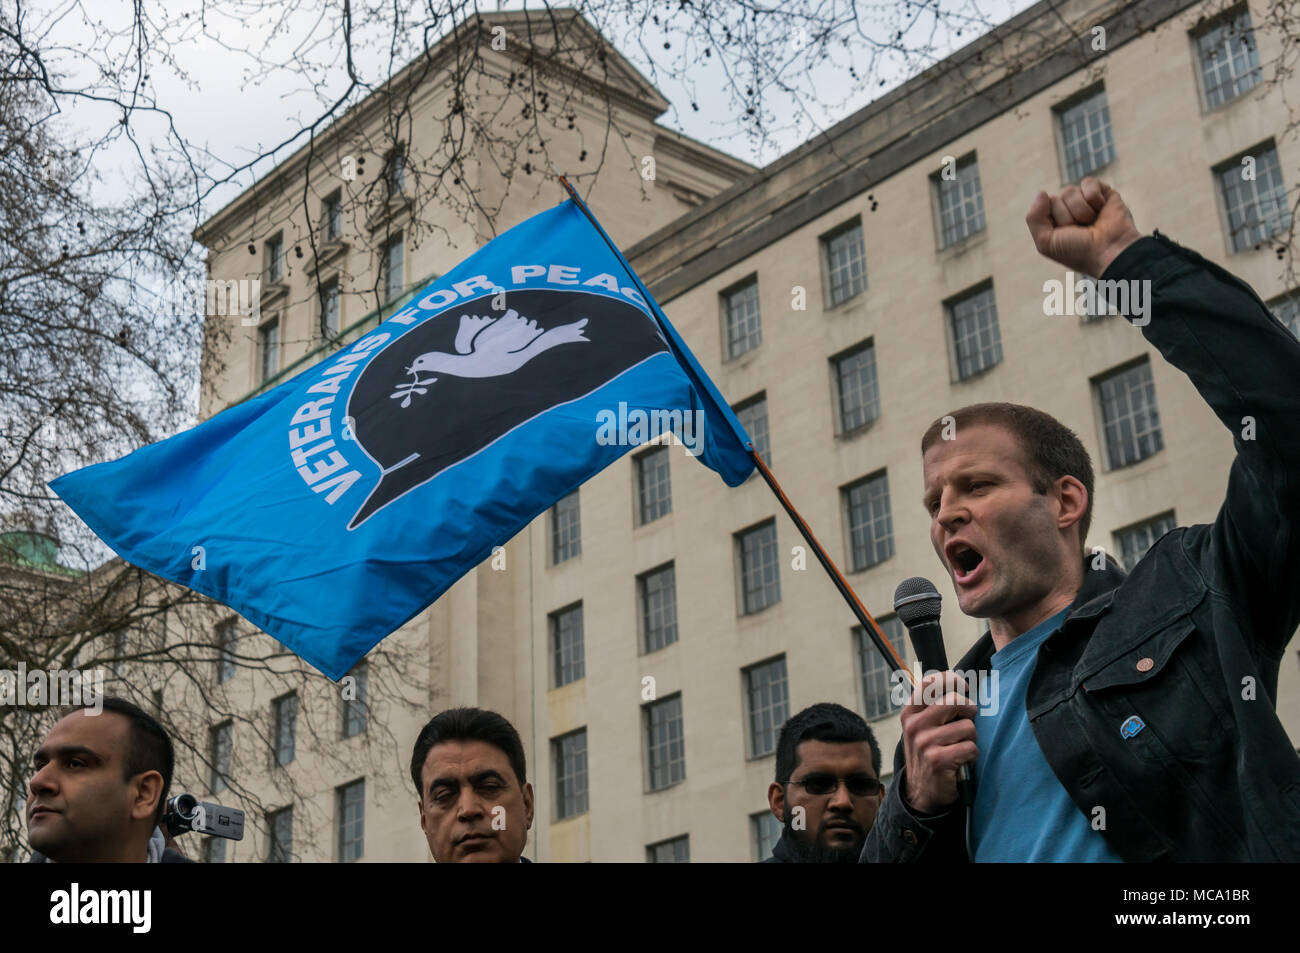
[555,174,912,685]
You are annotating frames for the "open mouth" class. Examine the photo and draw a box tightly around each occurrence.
[948,542,985,581]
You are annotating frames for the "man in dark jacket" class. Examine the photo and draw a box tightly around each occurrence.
[762,703,884,862]
[862,177,1300,862]
[27,695,193,863]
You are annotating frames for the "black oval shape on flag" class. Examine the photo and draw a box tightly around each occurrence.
[345,289,668,529]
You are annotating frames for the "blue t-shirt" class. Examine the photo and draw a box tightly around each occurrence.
[971,605,1123,862]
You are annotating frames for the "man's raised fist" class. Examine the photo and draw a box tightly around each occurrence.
[1025,177,1142,278]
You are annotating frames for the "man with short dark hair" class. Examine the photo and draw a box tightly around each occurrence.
[762,702,883,863]
[410,706,534,862]
[863,177,1300,862]
[27,696,192,863]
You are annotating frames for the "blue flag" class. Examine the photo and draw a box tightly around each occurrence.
[51,199,754,680]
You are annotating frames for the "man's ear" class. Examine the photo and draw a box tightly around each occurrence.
[1054,475,1088,535]
[522,781,534,831]
[767,782,785,823]
[418,797,428,836]
[128,771,164,823]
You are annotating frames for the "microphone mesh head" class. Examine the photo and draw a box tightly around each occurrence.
[893,576,942,627]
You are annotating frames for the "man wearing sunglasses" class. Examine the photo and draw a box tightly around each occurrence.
[762,703,884,863]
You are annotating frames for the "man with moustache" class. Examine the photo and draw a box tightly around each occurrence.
[27,696,193,863]
[862,177,1300,862]
[762,703,884,862]
[410,706,535,862]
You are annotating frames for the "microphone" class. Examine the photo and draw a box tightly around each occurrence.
[893,576,975,807]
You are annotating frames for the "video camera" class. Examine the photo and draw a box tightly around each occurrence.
[162,793,245,842]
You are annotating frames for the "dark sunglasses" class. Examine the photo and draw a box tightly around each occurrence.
[784,773,882,797]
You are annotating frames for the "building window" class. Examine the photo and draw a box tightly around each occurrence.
[553,729,589,820]
[1269,290,1300,338]
[832,340,881,434]
[1057,87,1116,181]
[550,603,585,688]
[1195,7,1262,108]
[342,662,368,738]
[1096,359,1163,469]
[322,278,340,337]
[822,219,867,306]
[336,779,365,862]
[203,836,226,864]
[645,694,685,791]
[266,233,284,283]
[934,155,985,247]
[856,615,909,720]
[640,563,679,654]
[751,810,782,861]
[744,656,789,758]
[323,191,342,242]
[551,490,581,563]
[722,277,762,360]
[1217,144,1291,252]
[737,519,780,615]
[258,316,280,383]
[948,284,1002,380]
[386,151,406,194]
[844,471,895,572]
[732,392,770,464]
[215,620,237,683]
[267,807,293,863]
[210,721,232,794]
[646,834,690,863]
[635,445,672,524]
[382,234,404,303]
[273,693,297,767]
[1114,511,1177,569]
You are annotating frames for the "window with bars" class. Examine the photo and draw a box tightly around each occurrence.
[266,233,284,283]
[267,807,293,863]
[1269,290,1300,338]
[636,445,672,524]
[1217,145,1291,252]
[843,471,895,571]
[646,834,690,863]
[382,234,404,303]
[386,151,406,194]
[1096,359,1163,469]
[1057,87,1116,181]
[552,729,589,820]
[722,277,762,359]
[948,284,1002,380]
[934,156,986,247]
[273,693,297,767]
[640,563,678,654]
[321,278,340,337]
[1195,7,1262,108]
[733,393,770,463]
[550,603,585,688]
[822,219,867,306]
[323,191,342,242]
[744,656,789,758]
[258,317,280,383]
[216,620,238,684]
[856,616,909,720]
[210,722,232,794]
[751,810,783,861]
[336,779,365,862]
[1114,511,1177,569]
[341,662,368,738]
[551,490,581,563]
[645,694,685,791]
[737,519,780,615]
[832,340,881,434]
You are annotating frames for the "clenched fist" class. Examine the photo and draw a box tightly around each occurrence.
[1025,177,1143,278]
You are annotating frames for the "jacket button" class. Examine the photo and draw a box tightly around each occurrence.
[902,830,918,845]
[1136,657,1154,672]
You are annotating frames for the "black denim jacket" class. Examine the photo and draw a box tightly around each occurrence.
[861,233,1300,862]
